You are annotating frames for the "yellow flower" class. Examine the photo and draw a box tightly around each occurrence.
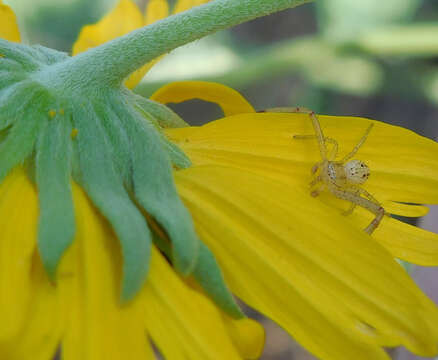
[72,0,209,88]
[2,1,438,360]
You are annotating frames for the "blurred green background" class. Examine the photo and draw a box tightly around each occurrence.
[5,0,438,358]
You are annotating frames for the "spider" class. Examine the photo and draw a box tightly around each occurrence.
[265,107,386,235]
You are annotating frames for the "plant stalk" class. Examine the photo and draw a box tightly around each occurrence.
[50,0,311,88]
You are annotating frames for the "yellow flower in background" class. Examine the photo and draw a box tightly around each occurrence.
[2,1,438,360]
[0,0,20,42]
[72,0,210,88]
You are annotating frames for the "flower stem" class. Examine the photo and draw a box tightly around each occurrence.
[53,0,311,88]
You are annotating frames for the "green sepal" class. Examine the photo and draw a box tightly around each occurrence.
[0,91,49,182]
[72,101,152,302]
[0,40,40,72]
[151,228,243,318]
[36,111,75,280]
[0,72,26,91]
[193,242,244,318]
[0,57,24,73]
[132,94,189,128]
[0,81,43,131]
[163,140,192,169]
[93,102,133,186]
[131,94,191,169]
[0,39,68,71]
[112,96,199,276]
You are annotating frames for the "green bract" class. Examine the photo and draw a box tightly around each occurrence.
[0,0,310,318]
[0,39,243,318]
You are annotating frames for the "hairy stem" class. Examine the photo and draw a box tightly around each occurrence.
[51,0,311,88]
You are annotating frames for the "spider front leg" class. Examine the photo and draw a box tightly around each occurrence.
[293,135,339,161]
[341,123,374,162]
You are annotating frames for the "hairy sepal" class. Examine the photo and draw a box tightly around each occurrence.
[0,40,234,312]
[36,112,76,279]
[71,100,152,302]
[112,95,200,276]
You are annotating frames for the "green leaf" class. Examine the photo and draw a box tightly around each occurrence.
[317,0,421,41]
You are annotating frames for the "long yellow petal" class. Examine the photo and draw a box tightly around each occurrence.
[173,0,210,14]
[0,168,39,339]
[0,168,60,360]
[176,165,438,359]
[140,247,244,360]
[167,113,438,205]
[151,81,255,116]
[0,0,20,42]
[72,0,149,89]
[222,316,265,360]
[167,114,438,265]
[314,191,438,265]
[145,0,169,25]
[58,183,154,360]
[359,206,438,266]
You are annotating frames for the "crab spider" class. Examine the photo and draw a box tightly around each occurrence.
[264,107,386,235]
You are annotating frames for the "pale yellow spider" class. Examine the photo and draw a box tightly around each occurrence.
[265,107,386,235]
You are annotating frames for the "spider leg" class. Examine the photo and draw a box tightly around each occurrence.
[364,207,385,235]
[311,184,325,197]
[276,107,328,160]
[293,135,339,161]
[342,195,358,216]
[341,187,378,216]
[354,187,379,204]
[341,124,374,162]
[326,138,338,161]
[310,174,322,187]
[328,184,385,235]
[311,162,322,175]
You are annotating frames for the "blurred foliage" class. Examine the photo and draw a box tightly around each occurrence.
[133,0,438,119]
[27,0,101,51]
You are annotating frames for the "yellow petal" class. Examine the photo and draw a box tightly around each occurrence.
[176,165,438,358]
[4,253,62,360]
[0,0,20,42]
[173,0,210,14]
[140,247,244,360]
[167,113,438,264]
[358,206,438,266]
[382,201,429,217]
[72,0,148,89]
[0,168,39,339]
[0,168,60,359]
[314,192,438,265]
[58,183,154,360]
[167,113,438,205]
[151,81,255,116]
[222,316,265,360]
[145,0,169,25]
